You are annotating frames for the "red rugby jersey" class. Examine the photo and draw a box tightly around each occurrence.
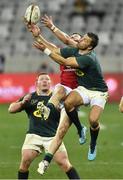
[60,65,78,89]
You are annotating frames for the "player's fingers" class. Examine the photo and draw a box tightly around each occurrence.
[41,18,46,23]
[41,19,45,23]
[33,42,42,49]
[41,20,48,25]
[49,16,52,21]
[44,14,49,19]
[41,17,48,22]
[41,15,47,21]
[32,43,38,48]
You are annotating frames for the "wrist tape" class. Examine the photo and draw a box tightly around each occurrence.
[44,48,51,56]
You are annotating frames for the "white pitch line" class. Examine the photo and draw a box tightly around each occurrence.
[9,145,20,149]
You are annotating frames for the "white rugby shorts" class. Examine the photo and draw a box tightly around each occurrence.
[22,134,67,153]
[73,86,108,109]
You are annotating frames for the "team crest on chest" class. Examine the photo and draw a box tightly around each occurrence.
[33,101,44,118]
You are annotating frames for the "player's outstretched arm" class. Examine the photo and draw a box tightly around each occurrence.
[41,14,78,47]
[24,21,58,52]
[8,94,31,113]
[33,41,79,68]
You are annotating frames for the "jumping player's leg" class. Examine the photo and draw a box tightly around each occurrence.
[40,85,68,120]
[88,105,103,161]
[42,84,86,142]
[88,92,108,161]
[64,90,87,144]
[37,109,72,175]
[48,108,71,154]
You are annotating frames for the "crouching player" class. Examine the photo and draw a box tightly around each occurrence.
[8,73,80,179]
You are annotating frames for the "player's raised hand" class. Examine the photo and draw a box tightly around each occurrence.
[33,41,46,51]
[23,17,41,36]
[41,14,54,29]
[21,94,32,105]
[32,24,41,37]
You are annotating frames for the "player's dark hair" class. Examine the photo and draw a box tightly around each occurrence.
[87,32,99,49]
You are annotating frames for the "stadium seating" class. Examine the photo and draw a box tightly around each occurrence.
[0,0,123,72]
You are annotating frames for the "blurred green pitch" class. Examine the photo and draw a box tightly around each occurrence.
[0,103,123,179]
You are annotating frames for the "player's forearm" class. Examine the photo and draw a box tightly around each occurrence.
[49,25,77,47]
[50,26,69,44]
[35,34,57,51]
[49,52,67,66]
[43,48,77,67]
[8,102,24,113]
[43,48,66,65]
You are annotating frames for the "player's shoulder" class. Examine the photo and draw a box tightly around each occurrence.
[31,91,36,96]
[29,91,37,99]
[86,51,98,61]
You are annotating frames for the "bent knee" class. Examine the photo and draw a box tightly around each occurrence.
[55,86,66,100]
[56,159,72,172]
[64,99,73,112]
[90,121,99,130]
[89,112,100,125]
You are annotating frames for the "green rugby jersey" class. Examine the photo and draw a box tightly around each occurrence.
[60,47,108,92]
[21,92,60,137]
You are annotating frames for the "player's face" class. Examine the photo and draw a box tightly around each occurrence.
[77,34,92,50]
[36,74,51,91]
[70,34,81,42]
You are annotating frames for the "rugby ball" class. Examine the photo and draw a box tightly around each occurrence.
[24,4,40,24]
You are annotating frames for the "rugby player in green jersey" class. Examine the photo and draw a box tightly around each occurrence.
[8,73,80,179]
[24,20,87,146]
[32,32,108,173]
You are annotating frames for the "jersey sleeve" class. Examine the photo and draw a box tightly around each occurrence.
[76,55,92,69]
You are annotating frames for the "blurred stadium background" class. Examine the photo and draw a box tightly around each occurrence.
[0,0,123,179]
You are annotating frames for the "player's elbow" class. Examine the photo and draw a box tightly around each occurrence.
[8,108,13,113]
[8,107,14,113]
[8,105,17,113]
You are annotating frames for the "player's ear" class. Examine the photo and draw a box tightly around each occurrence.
[88,46,93,50]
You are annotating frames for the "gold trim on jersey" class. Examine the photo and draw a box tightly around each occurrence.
[76,69,84,76]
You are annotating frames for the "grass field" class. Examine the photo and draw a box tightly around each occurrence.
[0,103,123,179]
